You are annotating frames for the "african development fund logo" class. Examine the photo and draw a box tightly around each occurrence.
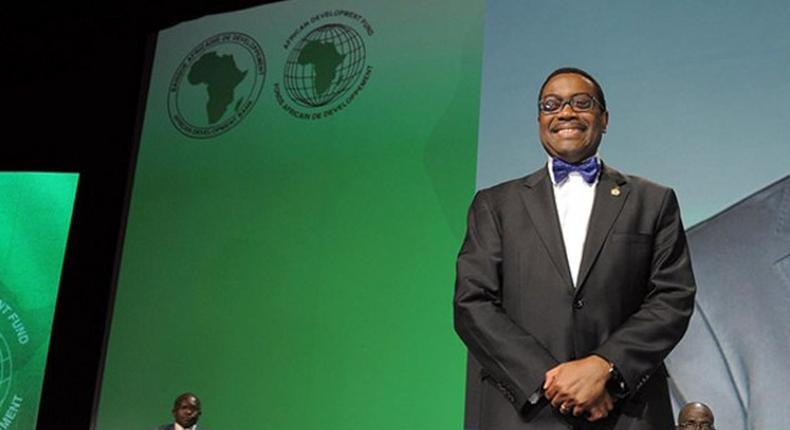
[168,32,267,138]
[0,298,27,429]
[275,10,374,120]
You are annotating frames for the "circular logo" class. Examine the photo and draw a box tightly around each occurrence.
[0,334,11,407]
[168,32,266,139]
[283,24,366,108]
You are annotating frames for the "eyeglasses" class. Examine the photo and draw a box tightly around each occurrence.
[677,421,715,430]
[538,93,603,114]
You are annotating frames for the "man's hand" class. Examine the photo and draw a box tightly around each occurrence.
[543,355,612,417]
[583,390,614,421]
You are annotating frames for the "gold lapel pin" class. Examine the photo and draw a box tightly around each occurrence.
[610,187,621,197]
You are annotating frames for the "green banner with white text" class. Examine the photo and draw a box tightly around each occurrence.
[0,172,79,429]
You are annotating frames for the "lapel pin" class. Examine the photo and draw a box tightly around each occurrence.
[610,187,621,197]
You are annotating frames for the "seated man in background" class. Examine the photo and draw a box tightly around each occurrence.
[676,402,714,430]
[154,392,207,430]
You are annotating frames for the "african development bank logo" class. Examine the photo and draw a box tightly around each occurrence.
[275,10,374,120]
[168,32,266,138]
[0,298,27,429]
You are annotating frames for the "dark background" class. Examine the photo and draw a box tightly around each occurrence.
[4,2,275,427]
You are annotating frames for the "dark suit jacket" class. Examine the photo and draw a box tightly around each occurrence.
[454,164,696,430]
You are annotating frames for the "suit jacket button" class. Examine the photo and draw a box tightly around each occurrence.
[573,299,584,309]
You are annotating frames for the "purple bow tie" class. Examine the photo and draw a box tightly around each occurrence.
[551,156,599,184]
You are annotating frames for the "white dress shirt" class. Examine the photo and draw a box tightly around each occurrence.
[547,156,599,287]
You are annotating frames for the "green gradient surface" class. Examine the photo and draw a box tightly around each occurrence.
[0,172,79,429]
[97,0,483,428]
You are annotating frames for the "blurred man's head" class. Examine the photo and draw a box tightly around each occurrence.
[676,402,714,430]
[172,393,202,428]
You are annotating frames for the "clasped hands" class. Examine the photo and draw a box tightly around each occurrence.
[543,355,614,422]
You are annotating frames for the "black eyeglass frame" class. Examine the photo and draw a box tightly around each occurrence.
[537,92,605,114]
[676,421,715,430]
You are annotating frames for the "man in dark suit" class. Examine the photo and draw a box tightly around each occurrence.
[454,67,696,429]
[153,392,208,430]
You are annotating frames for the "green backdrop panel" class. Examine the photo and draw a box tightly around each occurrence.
[96,0,483,429]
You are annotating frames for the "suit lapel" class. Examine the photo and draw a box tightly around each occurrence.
[574,164,629,294]
[520,169,574,291]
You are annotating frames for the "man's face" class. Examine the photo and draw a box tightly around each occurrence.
[538,73,608,163]
[172,395,201,428]
[677,404,714,430]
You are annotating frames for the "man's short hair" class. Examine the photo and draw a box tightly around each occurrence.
[538,67,607,112]
[173,392,201,410]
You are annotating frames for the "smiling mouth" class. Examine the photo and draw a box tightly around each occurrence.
[554,128,585,136]
[552,121,587,133]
